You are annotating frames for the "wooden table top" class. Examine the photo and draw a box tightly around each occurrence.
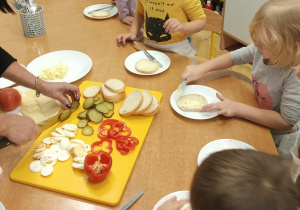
[0,0,276,209]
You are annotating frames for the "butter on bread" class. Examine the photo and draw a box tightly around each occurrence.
[135,59,159,74]
[177,94,207,112]
[91,10,110,18]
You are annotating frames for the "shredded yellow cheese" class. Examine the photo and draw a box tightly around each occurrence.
[39,63,69,80]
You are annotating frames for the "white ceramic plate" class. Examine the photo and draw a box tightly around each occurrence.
[197,139,256,166]
[153,191,190,210]
[83,4,118,19]
[4,86,61,123]
[170,85,220,120]
[0,202,5,210]
[125,51,171,75]
[0,78,15,89]
[26,50,92,83]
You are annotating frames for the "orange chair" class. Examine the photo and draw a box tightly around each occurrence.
[202,8,222,59]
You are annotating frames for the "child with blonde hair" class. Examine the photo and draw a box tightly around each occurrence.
[116,0,206,58]
[182,0,300,157]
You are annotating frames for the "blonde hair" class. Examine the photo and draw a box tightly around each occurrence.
[249,0,300,68]
[190,149,299,210]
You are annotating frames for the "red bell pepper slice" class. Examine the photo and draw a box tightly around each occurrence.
[84,152,112,183]
[91,139,113,154]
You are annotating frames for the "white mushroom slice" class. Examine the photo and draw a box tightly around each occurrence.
[40,165,54,176]
[72,162,84,170]
[32,151,44,160]
[51,131,65,137]
[59,138,70,150]
[55,127,67,135]
[62,124,78,132]
[51,136,68,142]
[73,156,86,164]
[57,150,70,162]
[33,144,46,153]
[62,130,76,138]
[42,149,58,162]
[29,160,44,173]
[43,137,54,145]
[50,144,62,152]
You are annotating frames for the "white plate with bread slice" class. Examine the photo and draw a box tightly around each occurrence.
[170,85,220,120]
[153,191,191,210]
[125,51,171,75]
[197,139,256,166]
[83,4,118,19]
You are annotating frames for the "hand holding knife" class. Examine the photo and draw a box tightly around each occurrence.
[177,59,197,96]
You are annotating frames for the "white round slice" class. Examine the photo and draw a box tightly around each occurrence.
[91,10,110,18]
[104,78,126,93]
[72,162,84,169]
[135,59,159,74]
[40,165,54,177]
[29,160,44,173]
[141,95,160,116]
[83,85,101,98]
[57,150,71,162]
[59,138,70,150]
[119,90,143,116]
[135,90,153,114]
[176,94,208,112]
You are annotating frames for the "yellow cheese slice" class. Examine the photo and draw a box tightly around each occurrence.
[20,104,41,112]
[20,108,47,124]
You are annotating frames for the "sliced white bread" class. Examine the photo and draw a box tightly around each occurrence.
[91,10,110,18]
[101,84,126,103]
[141,95,159,116]
[104,78,126,93]
[135,59,159,74]
[119,90,143,116]
[134,90,153,114]
[176,94,207,112]
[83,85,101,98]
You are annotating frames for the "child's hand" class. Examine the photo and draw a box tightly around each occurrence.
[201,93,239,117]
[182,64,207,83]
[157,196,189,210]
[163,18,184,34]
[122,16,134,26]
[116,33,136,46]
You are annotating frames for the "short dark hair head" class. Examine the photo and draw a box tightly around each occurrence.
[190,149,299,210]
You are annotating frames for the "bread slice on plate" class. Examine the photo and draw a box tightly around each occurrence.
[83,85,101,98]
[176,94,207,112]
[141,95,159,116]
[135,59,159,74]
[119,90,143,116]
[104,78,126,93]
[91,10,110,18]
[134,90,153,114]
[101,84,125,103]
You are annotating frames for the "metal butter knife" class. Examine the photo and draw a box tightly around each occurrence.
[88,5,114,14]
[120,192,144,210]
[133,41,163,68]
[177,60,197,96]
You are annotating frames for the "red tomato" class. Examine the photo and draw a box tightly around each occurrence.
[0,88,22,111]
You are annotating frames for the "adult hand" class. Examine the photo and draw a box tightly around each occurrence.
[40,81,80,108]
[182,64,207,83]
[0,114,40,145]
[201,93,239,117]
[163,18,184,34]
[157,197,189,210]
[122,16,134,26]
[116,33,136,46]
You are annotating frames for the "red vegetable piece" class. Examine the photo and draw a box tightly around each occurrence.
[91,139,113,154]
[84,152,112,182]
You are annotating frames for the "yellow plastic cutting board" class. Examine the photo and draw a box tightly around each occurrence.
[10,80,162,206]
